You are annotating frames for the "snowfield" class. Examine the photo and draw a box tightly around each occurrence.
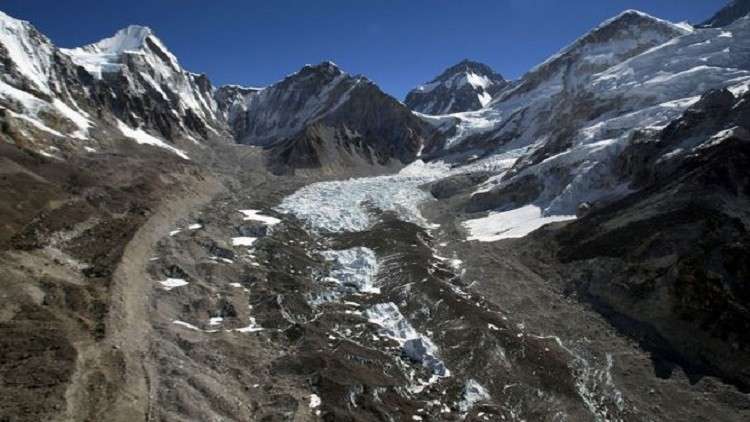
[463,205,577,242]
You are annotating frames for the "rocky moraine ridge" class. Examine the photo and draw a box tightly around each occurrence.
[2,1,750,421]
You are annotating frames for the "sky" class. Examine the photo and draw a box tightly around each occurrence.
[0,0,729,99]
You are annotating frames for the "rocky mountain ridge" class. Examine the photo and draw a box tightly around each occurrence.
[0,13,228,160]
[0,15,435,171]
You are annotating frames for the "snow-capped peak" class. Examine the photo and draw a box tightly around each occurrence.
[483,5,694,109]
[56,20,220,132]
[299,61,344,77]
[405,60,507,114]
[601,9,687,31]
[82,24,155,55]
[527,9,691,76]
[0,9,24,24]
[62,24,181,78]
[226,61,365,145]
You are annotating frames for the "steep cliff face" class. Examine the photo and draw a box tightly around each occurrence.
[214,84,262,138]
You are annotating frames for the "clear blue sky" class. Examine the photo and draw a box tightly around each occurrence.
[1,0,728,99]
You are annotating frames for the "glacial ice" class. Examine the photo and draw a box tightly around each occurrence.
[276,160,449,233]
[366,302,448,377]
[320,247,380,295]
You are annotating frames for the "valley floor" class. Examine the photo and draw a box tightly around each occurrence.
[1,142,749,422]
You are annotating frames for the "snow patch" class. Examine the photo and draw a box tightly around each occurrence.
[477,91,492,107]
[117,120,189,160]
[234,316,264,333]
[238,209,281,226]
[0,12,53,93]
[231,237,257,247]
[464,205,576,242]
[52,99,91,139]
[159,278,188,290]
[309,394,322,409]
[172,320,201,331]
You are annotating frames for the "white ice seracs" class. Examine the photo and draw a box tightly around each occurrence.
[320,247,380,295]
[366,302,449,377]
[276,160,449,233]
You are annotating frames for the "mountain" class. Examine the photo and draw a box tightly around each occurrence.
[214,84,262,141]
[0,13,227,161]
[404,59,508,115]
[61,25,223,139]
[0,11,93,144]
[224,61,436,173]
[1,12,434,172]
[420,5,750,398]
[699,0,750,27]
[4,3,750,422]
[545,87,750,392]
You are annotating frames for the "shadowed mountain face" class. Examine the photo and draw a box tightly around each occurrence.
[219,62,436,173]
[404,59,508,115]
[700,0,750,27]
[550,89,750,392]
[3,1,750,421]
